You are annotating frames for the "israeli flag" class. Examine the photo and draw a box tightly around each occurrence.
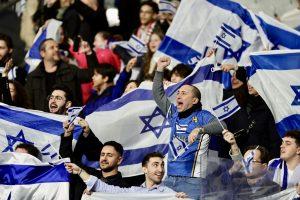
[0,103,82,162]
[248,50,300,137]
[117,34,147,57]
[24,19,62,73]
[159,0,177,14]
[67,106,83,124]
[251,12,300,50]
[157,0,264,68]
[86,56,223,177]
[0,152,69,200]
[212,96,240,121]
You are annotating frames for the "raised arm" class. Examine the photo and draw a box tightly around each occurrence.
[152,57,172,116]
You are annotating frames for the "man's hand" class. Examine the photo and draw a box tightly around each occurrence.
[175,192,188,198]
[2,58,13,77]
[83,189,92,195]
[65,163,81,174]
[229,161,243,175]
[221,64,237,72]
[188,128,203,144]
[63,121,74,137]
[79,40,93,55]
[125,57,137,72]
[156,56,171,72]
[78,118,90,137]
[222,130,236,145]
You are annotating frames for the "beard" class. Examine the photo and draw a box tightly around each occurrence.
[101,165,117,173]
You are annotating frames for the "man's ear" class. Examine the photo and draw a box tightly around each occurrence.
[192,97,199,105]
[103,76,109,83]
[117,156,123,165]
[142,166,147,174]
[40,50,45,58]
[65,101,72,109]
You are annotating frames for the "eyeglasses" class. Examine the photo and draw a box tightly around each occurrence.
[47,95,66,101]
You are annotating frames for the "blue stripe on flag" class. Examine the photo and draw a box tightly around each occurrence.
[127,44,144,55]
[121,144,169,166]
[218,105,240,121]
[250,52,300,71]
[257,16,300,49]
[207,0,256,30]
[28,29,47,59]
[0,105,82,140]
[0,163,69,185]
[158,36,202,65]
[276,114,300,138]
[130,35,146,47]
[213,96,235,110]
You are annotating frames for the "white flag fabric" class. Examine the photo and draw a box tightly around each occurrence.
[0,103,82,162]
[86,56,223,177]
[159,0,177,14]
[248,50,300,137]
[81,192,193,200]
[212,96,241,121]
[157,0,264,68]
[251,12,300,50]
[256,187,299,200]
[24,19,62,73]
[0,152,70,200]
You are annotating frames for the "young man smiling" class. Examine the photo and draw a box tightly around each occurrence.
[65,152,187,198]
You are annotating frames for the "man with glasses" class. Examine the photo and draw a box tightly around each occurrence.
[219,130,280,199]
[47,84,73,115]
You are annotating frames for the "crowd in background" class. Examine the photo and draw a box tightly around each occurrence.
[0,0,300,199]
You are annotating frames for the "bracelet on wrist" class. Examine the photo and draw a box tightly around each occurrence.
[78,168,83,176]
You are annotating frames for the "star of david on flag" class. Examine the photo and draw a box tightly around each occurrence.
[291,85,300,106]
[139,107,171,139]
[2,130,33,152]
[212,96,241,121]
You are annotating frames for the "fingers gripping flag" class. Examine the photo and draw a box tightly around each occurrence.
[212,96,241,121]
[0,103,82,162]
[248,50,300,137]
[67,106,84,124]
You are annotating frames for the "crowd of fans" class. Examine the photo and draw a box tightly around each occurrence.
[0,0,300,199]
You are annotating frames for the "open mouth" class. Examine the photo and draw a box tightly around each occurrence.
[49,104,58,111]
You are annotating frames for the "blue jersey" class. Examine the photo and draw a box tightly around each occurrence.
[167,104,215,178]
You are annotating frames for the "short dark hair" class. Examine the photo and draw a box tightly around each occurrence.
[39,38,55,52]
[244,145,270,164]
[190,85,202,109]
[171,64,193,79]
[140,0,159,14]
[103,141,124,156]
[142,152,164,167]
[50,84,74,103]
[15,143,41,159]
[0,33,13,49]
[284,130,300,147]
[94,63,117,83]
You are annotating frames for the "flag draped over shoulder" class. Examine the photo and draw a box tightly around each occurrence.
[0,152,70,200]
[86,56,223,177]
[0,103,82,162]
[248,50,300,137]
[24,19,62,73]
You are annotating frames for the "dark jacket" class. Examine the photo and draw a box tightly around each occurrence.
[25,53,97,111]
[246,96,282,159]
[59,132,129,200]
